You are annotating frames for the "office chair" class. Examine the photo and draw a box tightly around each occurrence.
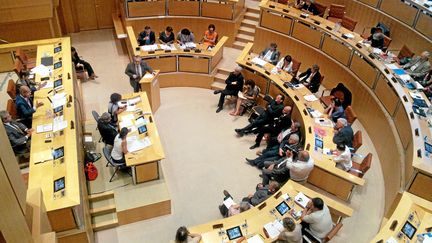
[351,130,363,153]
[103,145,130,182]
[314,1,327,17]
[92,110,103,143]
[291,58,302,76]
[7,79,16,100]
[341,15,358,32]
[15,48,36,69]
[349,153,372,178]
[303,222,343,243]
[327,4,345,23]
[344,106,357,125]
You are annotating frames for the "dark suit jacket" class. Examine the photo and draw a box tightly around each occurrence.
[301,3,319,15]
[98,122,118,146]
[266,100,284,119]
[250,186,273,206]
[273,113,292,134]
[137,31,156,46]
[15,95,35,120]
[225,72,244,92]
[260,48,281,65]
[333,125,354,147]
[125,61,153,82]
[299,68,321,93]
[4,121,28,151]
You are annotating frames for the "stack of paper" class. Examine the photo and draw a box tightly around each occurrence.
[310,110,323,118]
[293,83,305,89]
[184,42,196,49]
[31,64,51,77]
[251,57,267,67]
[247,235,265,243]
[119,119,133,128]
[304,94,318,102]
[143,73,154,79]
[33,150,53,163]
[141,44,158,52]
[36,123,53,133]
[128,96,141,105]
[160,44,176,51]
[343,33,354,39]
[127,136,152,153]
[223,197,236,209]
[53,119,67,132]
[263,220,285,239]
[295,192,310,208]
[315,118,333,127]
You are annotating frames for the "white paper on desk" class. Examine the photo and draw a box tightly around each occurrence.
[143,73,154,79]
[247,235,265,243]
[251,57,267,67]
[304,94,318,102]
[271,67,279,74]
[400,74,412,82]
[122,114,135,121]
[141,44,158,52]
[119,119,133,128]
[414,81,424,90]
[36,123,53,133]
[52,98,66,108]
[135,116,147,126]
[184,42,196,49]
[31,64,51,77]
[41,82,54,89]
[310,110,323,118]
[263,220,284,239]
[293,83,305,89]
[343,33,354,39]
[127,136,151,152]
[295,192,310,208]
[128,96,141,105]
[385,237,398,243]
[53,120,67,132]
[223,197,236,209]
[410,91,423,99]
[385,63,399,69]
[160,44,176,51]
[323,148,331,155]
[126,105,136,112]
[372,48,383,54]
[315,118,334,127]
[33,150,53,163]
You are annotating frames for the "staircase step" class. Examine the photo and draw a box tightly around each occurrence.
[239,26,256,36]
[247,7,260,14]
[88,191,114,202]
[214,73,228,83]
[92,213,119,232]
[217,68,231,76]
[244,12,260,21]
[90,203,116,217]
[236,33,254,43]
[241,19,259,28]
[211,82,226,90]
[233,41,247,50]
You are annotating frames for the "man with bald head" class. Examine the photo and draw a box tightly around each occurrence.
[403,51,431,81]
[214,66,244,113]
[0,110,33,155]
[15,85,43,128]
[125,55,153,92]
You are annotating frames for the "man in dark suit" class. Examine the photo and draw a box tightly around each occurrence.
[241,181,280,206]
[259,43,281,65]
[333,118,354,147]
[1,110,33,154]
[15,86,43,128]
[298,64,322,93]
[125,55,153,92]
[137,26,156,46]
[214,66,244,113]
[97,113,118,146]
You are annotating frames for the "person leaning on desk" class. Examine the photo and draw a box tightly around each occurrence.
[159,26,175,44]
[0,110,33,155]
[16,86,44,128]
[125,55,153,93]
[176,28,195,44]
[402,51,431,81]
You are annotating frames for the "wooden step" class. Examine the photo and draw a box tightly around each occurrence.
[217,68,231,76]
[241,19,259,28]
[233,41,247,50]
[247,7,260,14]
[92,213,119,232]
[88,191,114,202]
[90,203,116,217]
[236,33,254,43]
[211,81,226,90]
[239,26,256,36]
[244,12,260,21]
[214,73,228,83]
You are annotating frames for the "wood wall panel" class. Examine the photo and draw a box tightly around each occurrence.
[260,10,292,35]
[321,35,351,66]
[357,0,379,7]
[95,0,116,28]
[415,13,432,40]
[374,75,399,116]
[408,173,432,201]
[202,2,233,20]
[254,27,402,212]
[158,73,213,88]
[350,54,377,88]
[394,104,411,149]
[0,20,55,42]
[128,1,166,17]
[380,0,417,26]
[168,1,200,16]
[75,0,98,30]
[292,22,321,48]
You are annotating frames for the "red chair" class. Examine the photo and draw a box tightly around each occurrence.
[327,4,345,23]
[341,15,358,31]
[349,153,372,178]
[352,130,363,153]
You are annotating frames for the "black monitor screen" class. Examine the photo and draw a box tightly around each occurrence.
[401,221,417,239]
[54,46,62,53]
[315,137,323,149]
[54,177,65,192]
[53,147,64,160]
[276,201,291,216]
[138,125,148,134]
[54,79,62,88]
[226,226,242,240]
[425,142,432,154]
[53,105,63,113]
[54,61,62,69]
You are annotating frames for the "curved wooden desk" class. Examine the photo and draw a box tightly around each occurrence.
[255,0,432,209]
[237,43,365,201]
[189,180,353,242]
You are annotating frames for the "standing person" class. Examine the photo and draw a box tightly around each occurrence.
[111,127,129,164]
[71,47,97,79]
[137,26,156,46]
[214,66,244,113]
[177,28,195,44]
[174,226,202,243]
[203,24,218,47]
[159,26,175,44]
[125,55,153,92]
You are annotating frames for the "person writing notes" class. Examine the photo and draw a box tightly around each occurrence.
[159,26,175,44]
[259,43,281,65]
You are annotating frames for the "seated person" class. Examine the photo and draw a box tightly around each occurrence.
[202,24,218,47]
[15,71,45,95]
[403,51,431,81]
[97,112,118,146]
[420,69,432,87]
[275,55,294,74]
[159,26,175,44]
[247,131,301,169]
[333,118,353,147]
[363,27,385,50]
[214,66,244,113]
[16,86,43,128]
[275,217,303,243]
[296,0,319,15]
[111,127,129,164]
[297,64,321,93]
[259,43,281,65]
[108,93,126,124]
[235,94,285,135]
[261,150,314,185]
[241,181,280,206]
[251,106,292,149]
[175,226,202,243]
[324,98,345,123]
[229,79,259,116]
[177,28,195,44]
[137,26,156,46]
[218,190,251,218]
[71,47,97,79]
[333,143,352,171]
[300,197,333,240]
[0,110,33,155]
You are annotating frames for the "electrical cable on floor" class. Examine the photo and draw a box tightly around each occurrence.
[88,182,131,195]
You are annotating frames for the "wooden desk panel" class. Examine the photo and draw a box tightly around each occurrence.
[178,56,210,73]
[321,35,351,66]
[408,173,432,201]
[128,1,166,17]
[357,0,379,7]
[143,56,177,73]
[0,51,14,72]
[394,104,412,149]
[292,21,321,48]
[350,54,378,89]
[307,167,354,201]
[242,67,268,95]
[415,12,432,40]
[260,10,292,35]
[167,1,200,16]
[135,161,159,183]
[379,0,417,26]
[201,2,233,20]
[374,75,399,116]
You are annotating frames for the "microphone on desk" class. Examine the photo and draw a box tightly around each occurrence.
[67,95,72,108]
[389,220,398,231]
[70,121,74,130]
[67,73,71,80]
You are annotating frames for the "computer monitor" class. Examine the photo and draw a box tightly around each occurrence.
[53,177,65,192]
[401,221,417,239]
[138,125,148,134]
[275,201,291,216]
[315,137,323,149]
[226,226,242,240]
[425,141,432,154]
[54,61,62,69]
[53,105,63,114]
[54,46,62,53]
[53,146,65,160]
[54,79,63,89]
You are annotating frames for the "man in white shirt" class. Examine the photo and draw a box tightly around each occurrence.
[259,43,280,65]
[333,143,352,171]
[301,197,333,240]
[0,110,33,154]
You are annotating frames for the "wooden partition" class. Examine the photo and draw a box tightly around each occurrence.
[168,0,200,16]
[127,0,166,17]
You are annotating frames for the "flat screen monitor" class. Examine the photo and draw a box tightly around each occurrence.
[54,79,62,88]
[41,56,53,66]
[53,105,63,113]
[53,177,65,192]
[53,146,64,160]
[54,46,62,53]
[276,201,291,216]
[226,226,242,240]
[425,142,432,154]
[315,137,323,149]
[401,221,417,239]
[138,125,148,134]
[54,61,62,69]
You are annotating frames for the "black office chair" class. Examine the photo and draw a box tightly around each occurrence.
[92,110,104,143]
[102,145,130,182]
